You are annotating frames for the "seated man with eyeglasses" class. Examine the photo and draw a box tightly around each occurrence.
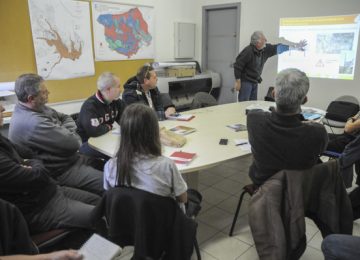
[123,64,176,120]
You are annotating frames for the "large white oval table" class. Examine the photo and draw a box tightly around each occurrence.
[88,101,325,187]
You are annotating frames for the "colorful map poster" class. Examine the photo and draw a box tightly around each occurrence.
[28,0,95,80]
[92,1,155,61]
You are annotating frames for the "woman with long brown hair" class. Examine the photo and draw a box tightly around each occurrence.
[103,103,187,204]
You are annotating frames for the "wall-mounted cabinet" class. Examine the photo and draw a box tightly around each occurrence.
[174,22,195,59]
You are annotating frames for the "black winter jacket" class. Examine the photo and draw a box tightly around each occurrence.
[0,135,56,215]
[123,76,173,112]
[77,91,126,142]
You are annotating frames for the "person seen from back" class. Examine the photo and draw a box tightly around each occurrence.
[247,68,328,185]
[103,103,188,206]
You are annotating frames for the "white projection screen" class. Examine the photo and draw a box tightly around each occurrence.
[278,14,360,80]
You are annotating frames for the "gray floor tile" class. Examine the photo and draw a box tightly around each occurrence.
[201,233,251,260]
[199,173,225,187]
[201,186,232,205]
[212,178,244,195]
[300,245,323,260]
[198,206,234,230]
[236,246,259,260]
[216,195,249,216]
[196,220,220,244]
[223,214,254,246]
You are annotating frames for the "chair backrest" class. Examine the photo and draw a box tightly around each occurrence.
[92,187,196,260]
[190,92,217,109]
[335,95,359,105]
[0,199,38,255]
[322,95,360,131]
[264,86,275,102]
[249,160,352,259]
[160,93,174,109]
[70,112,79,121]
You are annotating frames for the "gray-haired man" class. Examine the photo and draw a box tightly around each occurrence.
[247,68,328,185]
[9,73,104,196]
[77,72,126,159]
[234,31,307,101]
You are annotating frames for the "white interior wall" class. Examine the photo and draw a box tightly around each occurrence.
[194,0,360,110]
[95,0,360,110]
[94,0,197,61]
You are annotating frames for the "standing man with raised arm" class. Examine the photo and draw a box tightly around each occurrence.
[234,31,307,101]
[77,72,126,159]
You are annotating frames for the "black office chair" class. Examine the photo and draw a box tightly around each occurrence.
[190,92,217,109]
[264,86,275,102]
[0,199,38,255]
[92,187,201,260]
[70,112,79,121]
[322,95,359,134]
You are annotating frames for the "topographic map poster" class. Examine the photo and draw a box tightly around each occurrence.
[28,0,95,80]
[92,1,154,61]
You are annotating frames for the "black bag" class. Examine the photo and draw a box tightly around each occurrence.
[325,101,359,122]
[185,189,202,217]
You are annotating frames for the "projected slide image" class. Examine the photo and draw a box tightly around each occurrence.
[316,33,354,54]
[278,14,360,80]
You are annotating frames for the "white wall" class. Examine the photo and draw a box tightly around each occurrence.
[95,0,197,61]
[194,0,360,110]
[96,0,360,110]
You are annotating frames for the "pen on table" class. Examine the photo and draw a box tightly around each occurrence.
[236,142,248,146]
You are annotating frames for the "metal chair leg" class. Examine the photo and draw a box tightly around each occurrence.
[194,237,201,260]
[229,190,247,236]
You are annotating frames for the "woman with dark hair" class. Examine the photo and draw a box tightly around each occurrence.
[103,103,188,204]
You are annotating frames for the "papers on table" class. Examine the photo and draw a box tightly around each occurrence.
[301,107,324,121]
[79,233,122,260]
[169,125,196,135]
[111,127,121,135]
[245,104,272,114]
[302,112,322,120]
[226,123,247,132]
[234,139,251,151]
[167,113,195,121]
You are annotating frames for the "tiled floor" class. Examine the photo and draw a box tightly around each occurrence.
[116,155,360,260]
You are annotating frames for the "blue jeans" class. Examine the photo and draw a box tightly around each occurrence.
[238,81,258,101]
[322,234,360,260]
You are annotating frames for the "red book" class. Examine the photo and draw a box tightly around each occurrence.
[170,151,196,164]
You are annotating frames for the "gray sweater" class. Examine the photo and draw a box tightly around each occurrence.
[9,103,81,175]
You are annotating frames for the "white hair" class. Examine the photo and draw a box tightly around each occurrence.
[97,72,119,91]
[250,31,264,45]
[275,68,309,113]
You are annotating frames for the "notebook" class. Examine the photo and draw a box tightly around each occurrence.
[167,113,195,121]
[169,125,196,135]
[169,151,196,165]
[302,112,322,120]
[226,123,247,132]
[79,234,122,260]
